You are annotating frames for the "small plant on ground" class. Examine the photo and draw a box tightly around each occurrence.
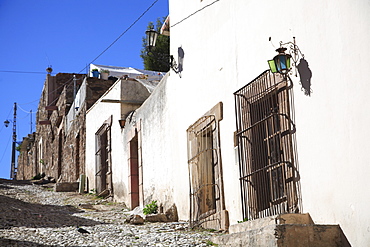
[237,218,249,223]
[206,240,218,246]
[143,200,158,215]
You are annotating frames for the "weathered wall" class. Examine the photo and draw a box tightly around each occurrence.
[30,73,86,181]
[16,133,37,180]
[86,79,122,195]
[20,73,115,187]
[60,77,116,183]
[161,0,370,246]
[122,75,180,212]
[86,78,154,201]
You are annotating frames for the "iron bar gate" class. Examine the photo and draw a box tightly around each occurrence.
[234,70,302,220]
[187,115,224,228]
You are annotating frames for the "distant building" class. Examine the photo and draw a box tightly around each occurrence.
[17,66,161,187]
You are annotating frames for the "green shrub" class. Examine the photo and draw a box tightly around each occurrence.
[143,200,158,215]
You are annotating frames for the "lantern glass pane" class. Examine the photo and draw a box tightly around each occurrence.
[274,55,281,72]
[287,56,291,70]
[145,30,158,48]
[279,55,287,70]
[268,60,277,73]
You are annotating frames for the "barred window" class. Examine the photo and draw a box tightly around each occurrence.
[234,70,302,220]
[187,102,227,230]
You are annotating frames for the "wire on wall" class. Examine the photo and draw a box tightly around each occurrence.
[171,0,220,28]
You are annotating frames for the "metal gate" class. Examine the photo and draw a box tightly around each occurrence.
[187,115,224,228]
[234,70,302,220]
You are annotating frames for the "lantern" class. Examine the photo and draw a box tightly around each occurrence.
[268,47,291,74]
[145,29,159,51]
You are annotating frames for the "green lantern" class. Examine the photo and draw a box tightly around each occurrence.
[268,47,291,74]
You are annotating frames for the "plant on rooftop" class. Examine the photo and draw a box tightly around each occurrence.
[91,69,98,72]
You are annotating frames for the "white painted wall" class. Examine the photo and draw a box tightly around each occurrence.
[85,80,129,201]
[122,74,194,216]
[127,0,369,245]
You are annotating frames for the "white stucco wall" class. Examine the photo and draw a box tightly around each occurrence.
[167,0,370,246]
[122,74,193,217]
[155,0,369,245]
[85,1,370,245]
[85,80,128,200]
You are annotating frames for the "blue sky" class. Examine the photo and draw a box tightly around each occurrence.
[0,0,169,179]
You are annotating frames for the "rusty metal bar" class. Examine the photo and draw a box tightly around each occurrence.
[187,114,223,228]
[234,70,302,221]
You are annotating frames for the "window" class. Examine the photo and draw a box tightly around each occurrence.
[187,102,228,230]
[234,70,301,220]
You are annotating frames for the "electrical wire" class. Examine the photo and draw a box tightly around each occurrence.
[170,0,220,28]
[0,134,11,165]
[17,104,37,114]
[18,99,40,106]
[38,0,161,104]
[3,0,161,113]
[78,0,160,73]
[0,70,51,74]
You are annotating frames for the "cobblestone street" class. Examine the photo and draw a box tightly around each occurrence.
[0,179,220,246]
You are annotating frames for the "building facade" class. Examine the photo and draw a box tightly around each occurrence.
[17,73,116,183]
[92,0,369,245]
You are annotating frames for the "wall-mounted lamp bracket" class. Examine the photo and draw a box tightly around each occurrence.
[145,29,179,73]
[268,37,305,76]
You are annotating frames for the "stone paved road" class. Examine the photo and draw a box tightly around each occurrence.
[0,179,221,246]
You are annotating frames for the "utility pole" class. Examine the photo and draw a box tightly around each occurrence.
[10,102,17,180]
[30,109,33,133]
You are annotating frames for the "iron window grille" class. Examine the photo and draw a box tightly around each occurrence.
[234,70,302,221]
[187,112,225,229]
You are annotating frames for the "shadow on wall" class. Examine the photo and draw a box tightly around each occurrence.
[297,58,312,96]
[177,46,185,77]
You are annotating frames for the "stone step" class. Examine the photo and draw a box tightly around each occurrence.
[229,213,314,234]
[54,182,79,192]
[211,214,351,247]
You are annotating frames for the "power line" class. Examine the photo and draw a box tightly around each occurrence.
[41,0,161,104]
[0,70,50,75]
[17,104,37,114]
[171,0,220,28]
[0,133,11,165]
[78,0,160,73]
[4,0,161,112]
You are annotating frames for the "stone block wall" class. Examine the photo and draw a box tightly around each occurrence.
[18,73,117,186]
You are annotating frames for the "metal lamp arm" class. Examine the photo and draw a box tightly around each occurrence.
[146,48,178,72]
[279,37,305,76]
